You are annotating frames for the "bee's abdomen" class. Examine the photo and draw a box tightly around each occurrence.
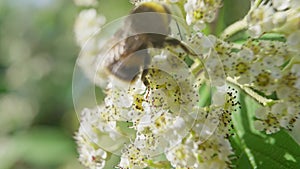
[129,2,171,35]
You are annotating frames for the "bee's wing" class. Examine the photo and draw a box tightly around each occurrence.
[96,29,149,82]
[108,37,150,82]
[91,29,127,86]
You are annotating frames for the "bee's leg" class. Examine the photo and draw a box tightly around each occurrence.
[141,69,151,99]
[141,69,149,86]
[141,51,152,99]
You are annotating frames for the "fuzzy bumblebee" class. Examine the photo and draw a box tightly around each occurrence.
[102,2,195,83]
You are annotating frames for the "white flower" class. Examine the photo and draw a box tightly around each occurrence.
[246,1,275,37]
[287,30,300,52]
[74,0,98,7]
[166,130,234,169]
[272,0,291,11]
[165,142,198,168]
[254,120,265,132]
[78,144,107,169]
[76,121,108,169]
[255,107,268,119]
[254,102,299,134]
[272,12,287,27]
[74,9,106,47]
[204,50,226,87]
[184,0,223,30]
[119,143,149,169]
[291,64,300,88]
[212,89,226,106]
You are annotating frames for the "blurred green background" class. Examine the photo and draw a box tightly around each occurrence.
[0,0,81,168]
[1,0,278,169]
[0,0,132,168]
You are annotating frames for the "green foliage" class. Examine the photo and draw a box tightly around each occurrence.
[0,1,80,169]
[231,94,300,169]
[0,127,81,169]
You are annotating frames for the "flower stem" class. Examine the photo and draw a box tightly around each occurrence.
[226,77,276,106]
[220,19,248,40]
[220,0,264,40]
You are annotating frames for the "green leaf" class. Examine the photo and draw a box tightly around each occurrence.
[198,83,211,107]
[243,131,300,169]
[230,136,253,169]
[231,93,300,169]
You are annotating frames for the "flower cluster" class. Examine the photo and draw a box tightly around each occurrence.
[207,37,300,134]
[75,49,240,168]
[75,108,109,169]
[76,51,239,168]
[220,0,300,134]
[73,7,109,87]
[247,0,300,37]
[74,0,300,168]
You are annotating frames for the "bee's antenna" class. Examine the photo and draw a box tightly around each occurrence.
[173,21,197,57]
[175,21,183,41]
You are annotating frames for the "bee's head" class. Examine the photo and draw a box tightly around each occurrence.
[129,2,171,35]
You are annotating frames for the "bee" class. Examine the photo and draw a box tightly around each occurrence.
[99,2,195,85]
